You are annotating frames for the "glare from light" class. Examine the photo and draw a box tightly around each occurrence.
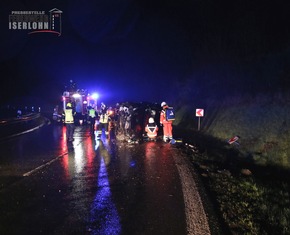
[74,143,85,173]
[72,93,81,98]
[91,93,99,99]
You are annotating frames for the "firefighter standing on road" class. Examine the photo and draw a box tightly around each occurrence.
[63,102,76,142]
[160,102,173,142]
[87,105,97,134]
[97,105,109,139]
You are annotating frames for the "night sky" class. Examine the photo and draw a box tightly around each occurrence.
[1,0,290,107]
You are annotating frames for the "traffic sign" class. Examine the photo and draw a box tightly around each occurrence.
[228,136,240,145]
[196,109,204,117]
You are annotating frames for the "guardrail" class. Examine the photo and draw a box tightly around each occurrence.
[0,113,47,140]
[0,113,41,125]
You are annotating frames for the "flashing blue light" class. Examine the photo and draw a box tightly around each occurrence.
[91,93,99,99]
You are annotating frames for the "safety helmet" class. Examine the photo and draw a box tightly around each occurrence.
[161,102,167,107]
[66,102,72,108]
[149,117,154,123]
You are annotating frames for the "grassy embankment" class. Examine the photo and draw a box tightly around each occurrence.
[175,92,290,234]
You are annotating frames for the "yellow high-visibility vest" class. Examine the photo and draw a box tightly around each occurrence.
[64,109,74,123]
[89,109,96,118]
[99,113,109,123]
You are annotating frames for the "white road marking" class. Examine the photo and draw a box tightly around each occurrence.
[23,152,68,177]
[23,140,83,177]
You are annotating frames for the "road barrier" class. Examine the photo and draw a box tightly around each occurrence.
[0,113,47,140]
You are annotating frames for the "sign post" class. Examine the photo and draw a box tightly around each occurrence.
[195,109,204,131]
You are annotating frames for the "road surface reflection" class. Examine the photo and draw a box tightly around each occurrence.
[59,126,121,234]
[89,156,121,234]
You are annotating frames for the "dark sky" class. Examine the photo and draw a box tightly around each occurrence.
[1,0,290,107]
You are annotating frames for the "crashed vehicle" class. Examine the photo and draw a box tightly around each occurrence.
[118,102,161,141]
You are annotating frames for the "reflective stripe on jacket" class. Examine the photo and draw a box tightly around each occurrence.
[89,109,96,118]
[145,124,158,138]
[99,113,109,123]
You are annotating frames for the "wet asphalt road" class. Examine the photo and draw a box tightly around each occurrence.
[0,123,210,235]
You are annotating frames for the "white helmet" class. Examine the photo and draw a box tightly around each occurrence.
[149,117,154,123]
[161,102,167,107]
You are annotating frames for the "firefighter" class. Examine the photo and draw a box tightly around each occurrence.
[145,117,159,141]
[97,107,110,139]
[159,101,173,142]
[100,102,107,113]
[87,105,97,134]
[107,106,115,131]
[63,102,76,142]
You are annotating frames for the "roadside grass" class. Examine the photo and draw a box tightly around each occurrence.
[207,169,290,235]
[174,92,290,234]
[178,129,290,235]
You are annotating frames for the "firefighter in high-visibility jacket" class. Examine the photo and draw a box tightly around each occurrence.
[145,117,158,141]
[63,102,76,142]
[87,105,97,134]
[97,108,110,138]
[160,102,173,142]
